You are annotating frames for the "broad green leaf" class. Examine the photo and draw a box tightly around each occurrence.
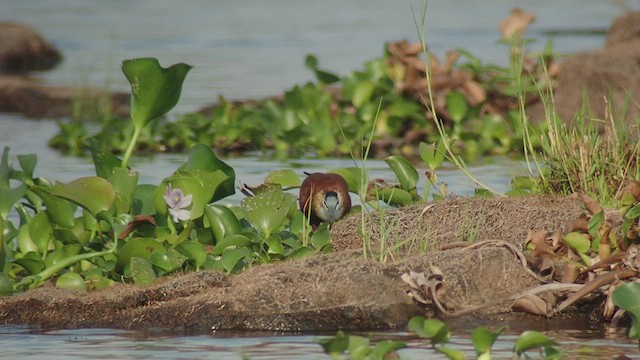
[176,240,206,268]
[385,155,419,191]
[305,54,340,84]
[17,154,37,180]
[204,205,242,242]
[221,246,251,273]
[129,256,157,287]
[44,245,81,268]
[109,167,139,214]
[352,81,375,108]
[437,346,467,360]
[17,224,38,254]
[133,184,157,216]
[288,246,315,259]
[588,211,604,239]
[407,317,450,344]
[0,184,27,219]
[510,176,536,191]
[242,189,291,238]
[370,186,414,207]
[445,91,469,123]
[28,211,53,254]
[513,330,558,355]
[31,188,75,229]
[177,144,235,202]
[116,237,165,272]
[211,234,253,256]
[122,58,192,129]
[0,273,13,296]
[625,203,640,221]
[265,235,284,255]
[612,282,640,340]
[0,147,9,189]
[51,177,115,220]
[371,340,407,359]
[346,335,370,357]
[472,326,505,357]
[311,228,331,250]
[13,251,45,274]
[330,167,367,195]
[319,331,349,355]
[149,247,187,273]
[563,232,591,254]
[55,272,87,292]
[265,169,301,187]
[419,140,446,171]
[86,137,122,178]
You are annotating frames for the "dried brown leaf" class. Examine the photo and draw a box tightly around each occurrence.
[622,177,640,201]
[527,229,555,256]
[579,193,602,215]
[462,80,486,105]
[499,8,536,39]
[563,214,589,234]
[559,262,580,284]
[511,294,549,316]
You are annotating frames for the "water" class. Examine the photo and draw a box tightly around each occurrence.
[1,0,640,358]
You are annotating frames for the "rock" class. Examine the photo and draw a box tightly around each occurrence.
[0,75,130,119]
[527,11,640,123]
[0,22,62,74]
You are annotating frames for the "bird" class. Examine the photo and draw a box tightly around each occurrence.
[299,172,351,230]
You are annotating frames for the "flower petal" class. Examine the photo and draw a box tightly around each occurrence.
[169,208,191,222]
[176,193,193,209]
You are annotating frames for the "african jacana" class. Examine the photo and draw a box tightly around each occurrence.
[299,172,351,229]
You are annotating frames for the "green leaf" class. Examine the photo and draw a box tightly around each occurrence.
[129,256,157,287]
[13,251,45,274]
[265,235,285,255]
[242,189,292,238]
[51,177,115,220]
[472,326,505,357]
[330,167,367,195]
[0,147,10,189]
[177,144,235,202]
[55,272,87,292]
[0,273,14,296]
[612,282,640,340]
[436,346,467,360]
[311,228,331,250]
[351,81,375,108]
[371,340,407,359]
[28,211,53,254]
[319,331,349,355]
[265,169,301,188]
[407,317,450,345]
[588,211,604,239]
[122,58,192,130]
[513,330,558,355]
[385,155,419,191]
[17,154,37,180]
[625,203,640,221]
[510,176,536,191]
[419,140,446,171]
[0,183,27,219]
[176,240,206,268]
[133,184,157,216]
[445,91,469,123]
[149,247,187,273]
[221,246,251,273]
[563,232,591,254]
[31,187,75,229]
[86,137,122,178]
[211,234,253,256]
[204,205,242,243]
[370,186,414,207]
[116,237,166,272]
[109,167,139,214]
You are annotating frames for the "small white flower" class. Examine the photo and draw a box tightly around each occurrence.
[163,184,192,222]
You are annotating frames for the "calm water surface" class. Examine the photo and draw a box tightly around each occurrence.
[1,1,640,358]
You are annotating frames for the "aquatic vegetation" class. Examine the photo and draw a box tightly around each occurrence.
[320,317,562,359]
[49,36,551,161]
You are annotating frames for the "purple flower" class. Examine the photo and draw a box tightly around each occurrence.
[163,184,192,222]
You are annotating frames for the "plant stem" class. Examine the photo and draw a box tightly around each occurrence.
[122,126,142,169]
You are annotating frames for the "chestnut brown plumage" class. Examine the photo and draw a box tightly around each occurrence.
[299,172,351,229]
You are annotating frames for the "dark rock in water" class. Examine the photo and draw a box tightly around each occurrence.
[0,75,130,119]
[0,22,62,74]
[527,11,640,123]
